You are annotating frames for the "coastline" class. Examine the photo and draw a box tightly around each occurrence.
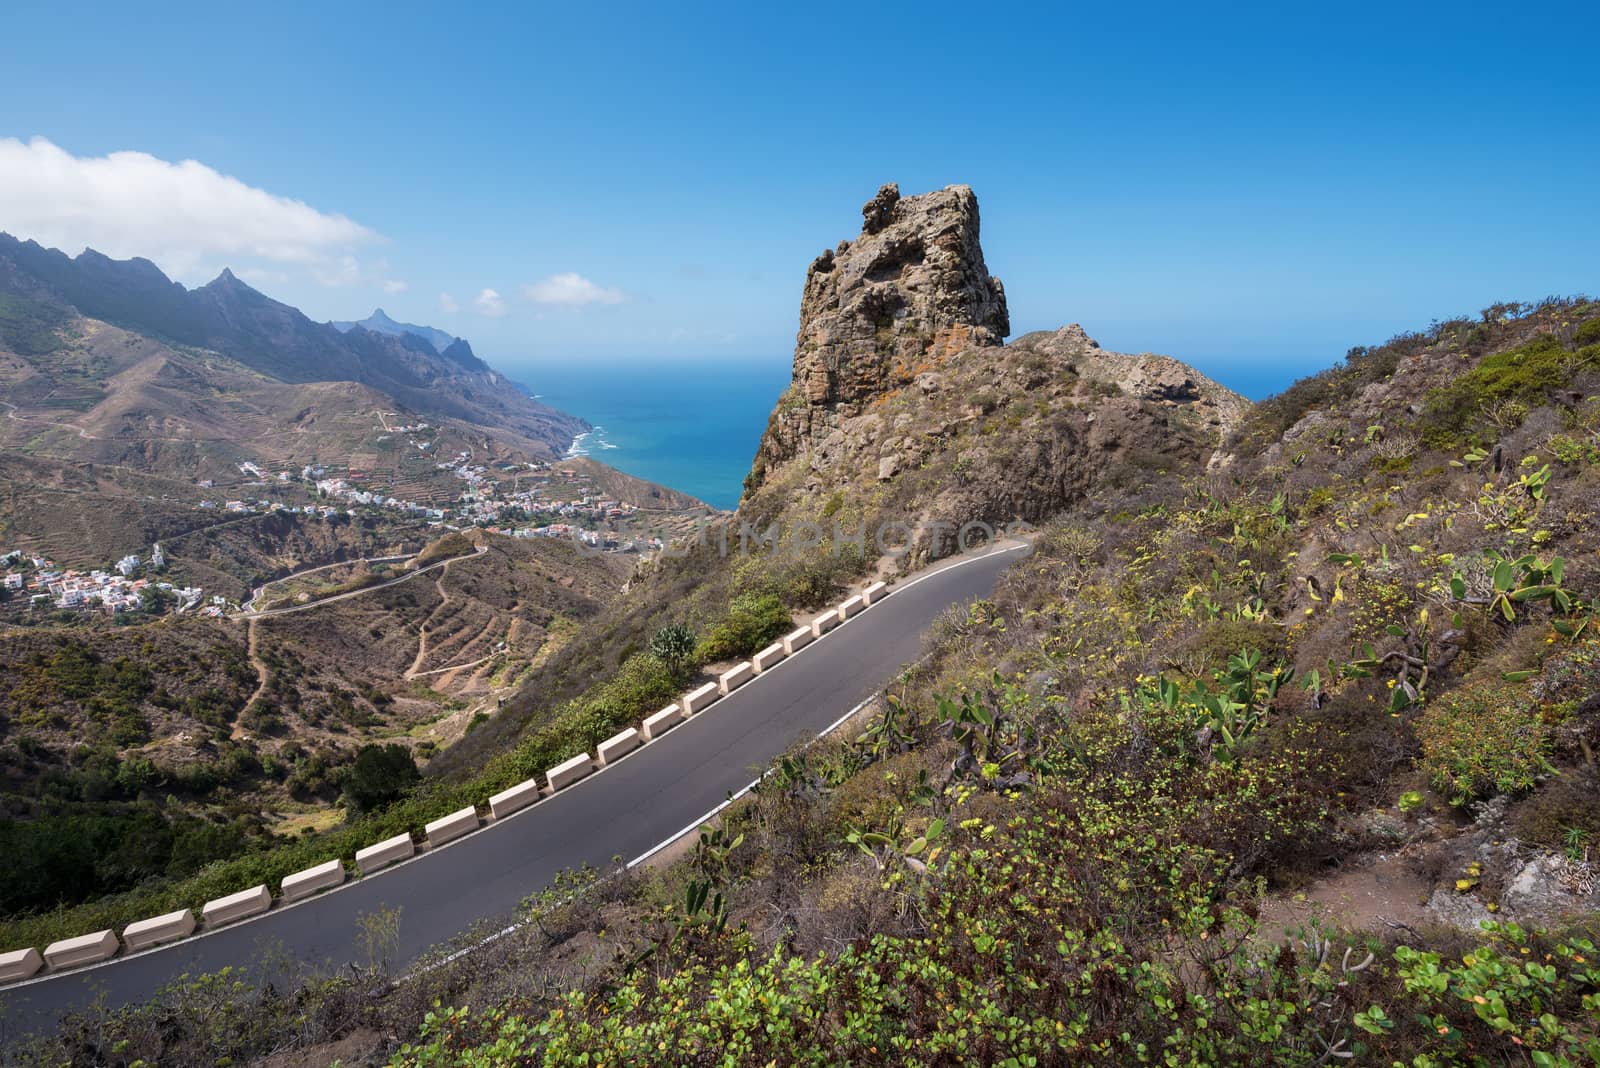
[517,361,787,510]
[564,425,618,460]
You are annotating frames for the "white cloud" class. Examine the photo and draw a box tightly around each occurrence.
[0,136,378,282]
[236,267,289,287]
[439,292,460,314]
[522,272,626,306]
[381,279,408,294]
[473,288,506,318]
[313,254,364,288]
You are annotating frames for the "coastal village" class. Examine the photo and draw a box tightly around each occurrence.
[0,545,216,620]
[2,417,678,624]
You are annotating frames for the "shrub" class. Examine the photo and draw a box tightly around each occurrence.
[566,653,680,739]
[1169,619,1286,677]
[1415,683,1553,805]
[1510,768,1600,850]
[0,292,70,355]
[1421,336,1579,445]
[342,743,420,815]
[648,623,697,681]
[412,531,476,568]
[696,593,791,663]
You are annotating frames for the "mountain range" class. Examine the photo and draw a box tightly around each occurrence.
[0,233,583,458]
[3,183,1598,1066]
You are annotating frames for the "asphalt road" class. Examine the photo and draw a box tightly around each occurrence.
[0,541,1028,1039]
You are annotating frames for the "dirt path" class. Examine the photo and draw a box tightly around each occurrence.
[402,557,511,681]
[409,651,501,680]
[1255,853,1436,941]
[234,617,270,741]
[0,398,99,440]
[405,564,456,678]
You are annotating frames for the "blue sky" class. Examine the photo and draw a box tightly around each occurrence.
[1,1,1595,398]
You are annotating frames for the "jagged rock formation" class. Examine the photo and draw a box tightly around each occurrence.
[748,183,1008,487]
[742,183,1246,565]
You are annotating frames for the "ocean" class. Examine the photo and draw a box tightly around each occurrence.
[508,360,792,511]
[509,355,1292,512]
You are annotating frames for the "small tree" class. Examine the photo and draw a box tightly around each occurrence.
[342,743,419,814]
[649,623,697,680]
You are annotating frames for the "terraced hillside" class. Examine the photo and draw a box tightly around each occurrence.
[0,531,627,930]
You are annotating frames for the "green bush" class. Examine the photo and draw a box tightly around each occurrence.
[695,593,791,663]
[342,743,421,815]
[1416,683,1553,805]
[0,807,248,917]
[648,623,697,681]
[1421,336,1580,444]
[1170,619,1286,676]
[412,531,476,568]
[568,653,679,738]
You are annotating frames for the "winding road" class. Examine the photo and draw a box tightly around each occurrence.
[0,540,1028,1038]
[239,546,486,618]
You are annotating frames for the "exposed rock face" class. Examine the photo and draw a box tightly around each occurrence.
[739,183,1247,567]
[748,183,1009,490]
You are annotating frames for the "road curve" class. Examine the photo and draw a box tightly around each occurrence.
[0,541,1028,1037]
[241,553,413,613]
[239,546,487,618]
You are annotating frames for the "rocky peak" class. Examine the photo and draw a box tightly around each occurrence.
[748,183,1009,492]
[204,266,250,293]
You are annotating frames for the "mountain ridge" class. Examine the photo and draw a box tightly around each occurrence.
[331,307,467,366]
[0,233,586,460]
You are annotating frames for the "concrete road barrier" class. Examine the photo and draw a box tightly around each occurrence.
[811,609,840,637]
[719,661,754,695]
[862,580,888,605]
[282,859,345,901]
[682,682,719,715]
[597,727,642,764]
[838,594,865,619]
[547,752,594,791]
[642,704,684,740]
[489,777,543,819]
[752,642,785,673]
[0,947,43,982]
[44,930,119,971]
[782,625,815,655]
[425,806,480,848]
[122,909,196,952]
[203,884,272,927]
[357,833,416,875]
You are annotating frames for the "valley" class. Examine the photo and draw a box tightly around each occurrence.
[1,183,1596,1068]
[0,243,714,944]
[3,7,1592,1064]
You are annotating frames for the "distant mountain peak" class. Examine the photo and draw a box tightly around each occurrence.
[0,235,584,457]
[203,266,252,292]
[332,307,463,362]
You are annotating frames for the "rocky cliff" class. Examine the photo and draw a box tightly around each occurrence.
[742,183,1247,565]
[747,183,1009,488]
